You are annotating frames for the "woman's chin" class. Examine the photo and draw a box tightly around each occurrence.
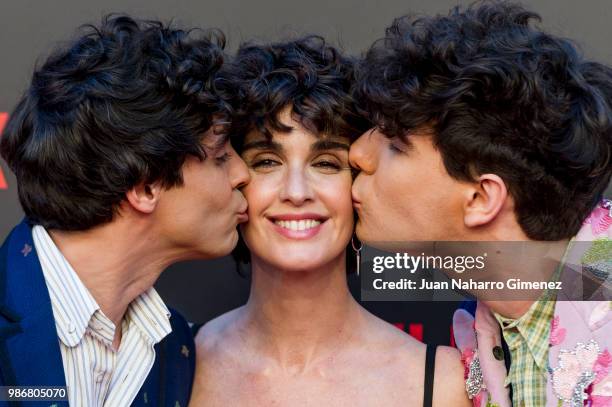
[264,255,336,273]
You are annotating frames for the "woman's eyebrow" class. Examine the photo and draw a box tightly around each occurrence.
[311,140,350,152]
[242,140,283,152]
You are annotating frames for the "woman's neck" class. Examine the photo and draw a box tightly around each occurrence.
[241,253,363,372]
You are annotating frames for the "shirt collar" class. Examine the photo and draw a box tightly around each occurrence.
[492,243,569,371]
[126,287,172,345]
[32,225,99,347]
[32,225,172,348]
[494,298,556,371]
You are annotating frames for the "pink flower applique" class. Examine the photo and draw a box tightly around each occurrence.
[461,348,475,378]
[583,203,612,235]
[589,349,612,405]
[552,340,600,406]
[550,315,567,346]
[588,302,611,331]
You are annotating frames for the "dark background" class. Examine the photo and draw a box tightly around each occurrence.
[1,0,611,344]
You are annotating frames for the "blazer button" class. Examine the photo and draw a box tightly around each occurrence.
[493,345,504,361]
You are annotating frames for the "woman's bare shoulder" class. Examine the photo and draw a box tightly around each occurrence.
[360,310,469,406]
[432,346,471,407]
[361,308,425,352]
[194,306,244,360]
[191,308,247,405]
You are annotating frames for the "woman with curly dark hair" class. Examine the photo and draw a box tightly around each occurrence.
[189,36,469,407]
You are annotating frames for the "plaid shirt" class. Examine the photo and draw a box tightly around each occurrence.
[494,298,556,407]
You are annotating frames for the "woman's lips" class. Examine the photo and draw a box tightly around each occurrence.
[267,215,327,240]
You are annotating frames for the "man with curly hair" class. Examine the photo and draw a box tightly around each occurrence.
[0,15,249,406]
[350,2,612,406]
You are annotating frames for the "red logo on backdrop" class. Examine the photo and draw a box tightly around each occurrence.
[0,112,8,189]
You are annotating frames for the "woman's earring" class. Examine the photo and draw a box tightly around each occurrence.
[352,236,363,276]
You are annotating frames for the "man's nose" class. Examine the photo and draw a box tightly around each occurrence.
[230,146,251,189]
[349,128,377,175]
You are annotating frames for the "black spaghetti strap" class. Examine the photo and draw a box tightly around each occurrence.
[423,344,437,407]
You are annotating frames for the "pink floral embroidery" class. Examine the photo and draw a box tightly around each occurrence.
[461,348,475,379]
[594,350,611,385]
[584,205,612,235]
[550,316,567,346]
[589,302,611,331]
[460,348,485,406]
[552,340,600,404]
[590,349,612,406]
[589,395,612,406]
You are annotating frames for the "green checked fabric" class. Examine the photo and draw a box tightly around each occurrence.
[494,298,556,407]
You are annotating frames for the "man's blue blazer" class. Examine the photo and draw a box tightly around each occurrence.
[0,220,195,406]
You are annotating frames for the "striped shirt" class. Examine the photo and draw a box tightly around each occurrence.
[32,225,172,407]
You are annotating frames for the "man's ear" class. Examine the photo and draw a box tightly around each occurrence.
[125,182,162,214]
[463,174,508,228]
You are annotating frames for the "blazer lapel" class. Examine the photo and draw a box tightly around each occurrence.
[0,220,67,402]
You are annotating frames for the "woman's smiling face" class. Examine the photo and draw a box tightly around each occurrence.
[239,107,354,272]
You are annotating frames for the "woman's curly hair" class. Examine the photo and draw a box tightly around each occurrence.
[1,15,227,230]
[355,1,612,240]
[217,35,369,148]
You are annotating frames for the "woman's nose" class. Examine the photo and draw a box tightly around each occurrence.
[279,166,315,206]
